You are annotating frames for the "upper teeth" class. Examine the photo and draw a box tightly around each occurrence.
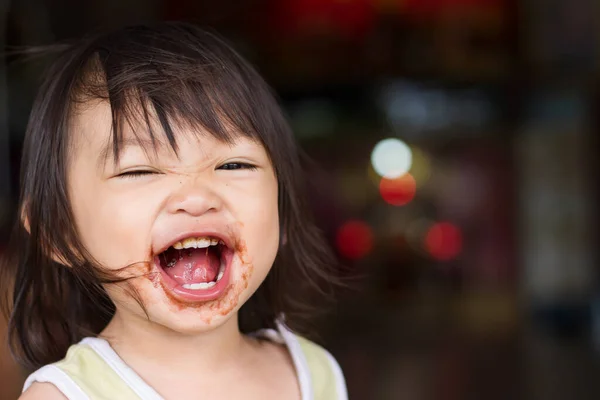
[172,237,222,250]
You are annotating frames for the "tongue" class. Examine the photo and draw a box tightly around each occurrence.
[163,248,220,284]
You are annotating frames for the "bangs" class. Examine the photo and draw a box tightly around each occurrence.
[4,22,341,371]
[71,25,267,164]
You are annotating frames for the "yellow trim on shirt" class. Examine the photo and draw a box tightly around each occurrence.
[55,344,141,400]
[296,336,339,400]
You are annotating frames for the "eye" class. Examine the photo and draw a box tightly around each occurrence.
[116,170,158,179]
[217,162,257,171]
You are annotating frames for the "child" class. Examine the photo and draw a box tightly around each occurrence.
[0,22,347,399]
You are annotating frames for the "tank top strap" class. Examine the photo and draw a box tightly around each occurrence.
[23,338,162,400]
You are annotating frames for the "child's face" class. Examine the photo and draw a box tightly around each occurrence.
[67,100,280,332]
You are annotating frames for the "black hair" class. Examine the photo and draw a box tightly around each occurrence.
[0,21,339,371]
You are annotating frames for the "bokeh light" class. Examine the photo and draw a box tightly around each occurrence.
[379,173,417,206]
[408,147,431,187]
[367,163,382,188]
[371,138,412,178]
[336,220,374,260]
[425,222,463,261]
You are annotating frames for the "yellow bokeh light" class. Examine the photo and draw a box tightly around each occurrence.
[408,147,431,187]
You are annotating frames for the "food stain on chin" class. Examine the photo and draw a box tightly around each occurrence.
[121,227,255,320]
[154,234,255,322]
[205,237,253,322]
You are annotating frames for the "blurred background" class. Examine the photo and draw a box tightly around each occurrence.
[1,0,600,399]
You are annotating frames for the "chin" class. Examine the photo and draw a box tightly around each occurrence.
[130,255,258,334]
[151,304,239,335]
[111,228,274,335]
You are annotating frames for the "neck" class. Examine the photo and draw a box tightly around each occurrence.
[100,309,248,375]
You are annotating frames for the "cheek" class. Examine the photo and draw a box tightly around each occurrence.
[239,183,280,275]
[70,180,157,270]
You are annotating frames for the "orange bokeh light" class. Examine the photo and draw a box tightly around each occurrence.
[336,220,374,260]
[379,173,417,206]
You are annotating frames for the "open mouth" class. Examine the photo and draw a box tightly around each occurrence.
[153,235,234,302]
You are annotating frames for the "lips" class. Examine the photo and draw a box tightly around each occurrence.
[154,230,235,256]
[152,232,235,302]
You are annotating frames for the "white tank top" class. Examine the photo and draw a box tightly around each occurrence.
[23,321,347,400]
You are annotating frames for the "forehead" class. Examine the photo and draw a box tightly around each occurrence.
[68,99,261,166]
[69,99,112,151]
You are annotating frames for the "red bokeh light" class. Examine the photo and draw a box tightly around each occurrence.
[379,174,417,206]
[336,220,374,260]
[403,0,505,16]
[270,0,375,40]
[425,222,463,261]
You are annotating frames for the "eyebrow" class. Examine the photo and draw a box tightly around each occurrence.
[97,137,170,168]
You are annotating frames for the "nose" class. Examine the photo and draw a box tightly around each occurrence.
[165,176,222,217]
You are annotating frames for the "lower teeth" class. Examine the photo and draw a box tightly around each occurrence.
[182,261,226,291]
[183,281,215,290]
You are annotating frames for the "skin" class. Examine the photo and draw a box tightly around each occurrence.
[21,100,300,400]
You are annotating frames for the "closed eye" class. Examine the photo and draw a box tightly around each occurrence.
[217,162,258,171]
[116,170,158,179]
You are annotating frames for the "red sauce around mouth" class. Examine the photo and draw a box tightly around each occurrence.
[143,228,255,319]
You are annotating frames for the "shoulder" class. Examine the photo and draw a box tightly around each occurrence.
[295,335,343,376]
[20,341,97,400]
[19,382,67,400]
[274,322,344,377]
[265,321,349,399]
[292,335,348,400]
